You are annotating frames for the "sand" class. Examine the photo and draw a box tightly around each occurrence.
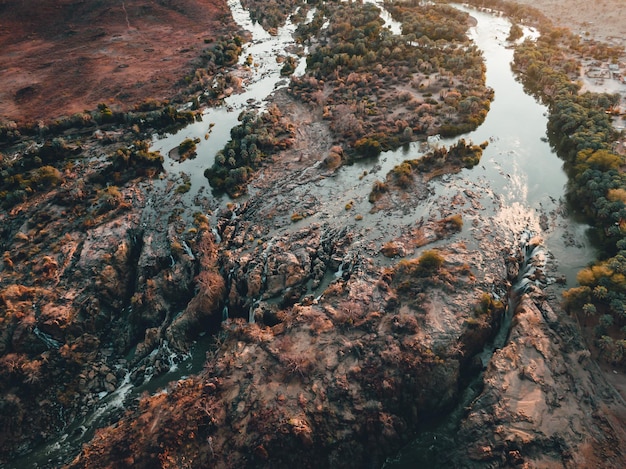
[513,0,626,44]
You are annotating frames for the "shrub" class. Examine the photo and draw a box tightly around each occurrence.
[324,146,344,169]
[381,242,400,258]
[447,214,463,230]
[369,180,388,203]
[178,138,200,161]
[31,165,63,188]
[354,137,382,158]
[507,24,524,42]
[562,286,592,311]
[418,250,444,272]
[476,292,503,316]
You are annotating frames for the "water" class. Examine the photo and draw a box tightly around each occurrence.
[150,0,305,193]
[149,2,596,287]
[308,5,596,282]
[380,7,583,467]
[150,0,401,199]
[6,336,214,468]
[383,229,547,468]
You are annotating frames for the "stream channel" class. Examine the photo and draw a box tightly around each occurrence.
[9,1,599,467]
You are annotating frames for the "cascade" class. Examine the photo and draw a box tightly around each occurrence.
[493,230,546,351]
[385,231,548,467]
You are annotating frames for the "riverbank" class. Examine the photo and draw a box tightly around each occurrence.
[513,0,626,44]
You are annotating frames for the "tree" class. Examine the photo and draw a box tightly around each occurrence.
[582,303,597,326]
[507,24,523,42]
[418,250,444,272]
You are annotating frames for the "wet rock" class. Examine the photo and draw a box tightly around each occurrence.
[221,224,352,318]
[165,232,225,349]
[265,251,306,296]
[134,327,160,362]
[75,215,139,310]
[67,241,517,469]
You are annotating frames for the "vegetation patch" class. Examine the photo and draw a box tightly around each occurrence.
[204,105,295,197]
[289,1,493,160]
[176,137,201,162]
[369,139,487,207]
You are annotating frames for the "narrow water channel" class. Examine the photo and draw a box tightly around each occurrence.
[383,230,547,467]
[150,0,306,193]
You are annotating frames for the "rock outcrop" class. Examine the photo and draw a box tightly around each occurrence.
[66,241,512,469]
[0,142,226,464]
[400,289,626,468]
[455,293,626,468]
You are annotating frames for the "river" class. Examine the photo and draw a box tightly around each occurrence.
[154,5,598,465]
[149,0,307,193]
[7,2,598,467]
[150,1,595,283]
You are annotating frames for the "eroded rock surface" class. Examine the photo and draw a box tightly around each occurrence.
[454,293,626,468]
[2,1,626,468]
[67,241,510,469]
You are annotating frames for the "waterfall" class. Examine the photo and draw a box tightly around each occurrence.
[181,240,195,260]
[493,230,546,351]
[386,230,549,467]
[334,261,345,278]
[33,326,61,349]
[212,227,222,244]
[248,301,257,324]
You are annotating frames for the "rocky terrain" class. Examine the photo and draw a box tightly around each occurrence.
[452,293,626,468]
[1,0,626,468]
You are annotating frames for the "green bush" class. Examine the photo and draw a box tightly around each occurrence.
[31,166,63,189]
[418,250,444,272]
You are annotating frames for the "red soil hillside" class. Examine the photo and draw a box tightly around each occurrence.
[0,0,234,123]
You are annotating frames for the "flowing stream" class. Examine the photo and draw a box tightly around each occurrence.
[150,0,306,192]
[8,2,601,468]
[380,6,584,467]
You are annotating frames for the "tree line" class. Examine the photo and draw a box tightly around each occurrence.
[497,1,626,366]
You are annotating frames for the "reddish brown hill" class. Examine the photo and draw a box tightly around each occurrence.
[0,0,234,123]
